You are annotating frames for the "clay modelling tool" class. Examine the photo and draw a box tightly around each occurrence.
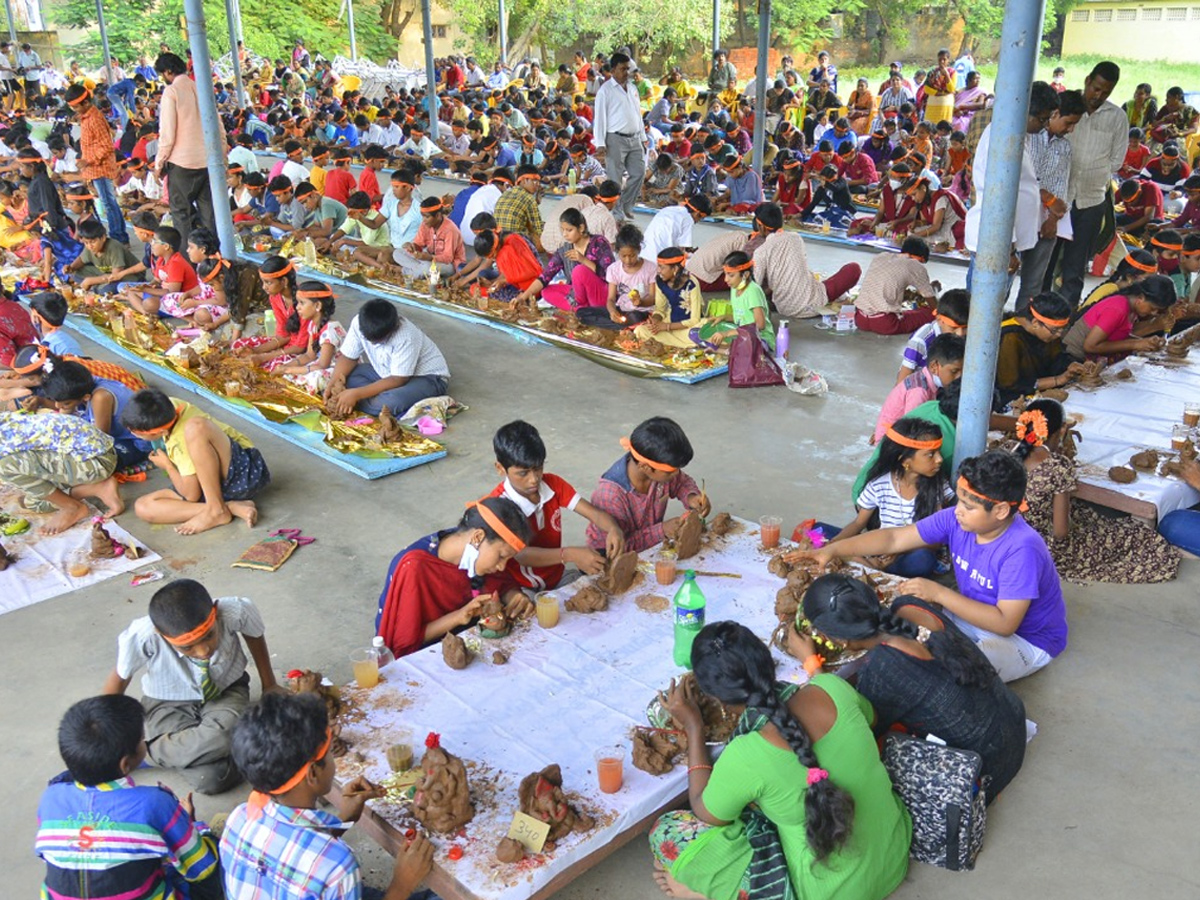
[688,570,742,578]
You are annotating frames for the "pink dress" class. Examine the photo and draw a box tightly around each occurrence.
[606,258,657,313]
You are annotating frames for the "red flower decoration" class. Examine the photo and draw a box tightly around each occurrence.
[425,732,441,749]
[660,840,679,861]
[447,844,464,860]
[738,891,750,900]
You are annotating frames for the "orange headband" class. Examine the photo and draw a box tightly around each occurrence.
[599,194,619,205]
[201,259,228,283]
[1183,248,1200,257]
[65,192,94,201]
[1030,307,1069,329]
[131,404,184,439]
[11,344,48,374]
[420,200,443,212]
[620,436,678,473]
[781,157,801,169]
[723,260,754,273]
[467,501,526,552]
[657,253,687,264]
[884,427,942,450]
[936,314,963,331]
[1151,237,1182,251]
[246,727,333,820]
[163,604,218,647]
[684,200,705,216]
[261,261,294,279]
[270,187,293,196]
[518,173,541,183]
[492,175,513,185]
[67,88,91,106]
[227,164,244,173]
[1123,254,1157,273]
[957,476,1028,513]
[296,289,333,298]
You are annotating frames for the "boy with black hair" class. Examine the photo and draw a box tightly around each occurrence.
[221,692,434,899]
[586,416,710,552]
[28,290,82,356]
[873,332,965,441]
[121,387,269,535]
[896,287,970,382]
[854,235,938,334]
[102,577,279,793]
[119,226,198,316]
[65,218,142,293]
[36,694,223,900]
[324,297,450,417]
[794,449,1067,682]
[493,163,545,252]
[487,420,626,589]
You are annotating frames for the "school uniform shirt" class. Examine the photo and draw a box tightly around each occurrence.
[398,135,442,159]
[488,473,581,590]
[227,145,259,173]
[493,188,544,243]
[965,124,1039,253]
[116,596,264,702]
[220,798,359,900]
[916,507,1068,657]
[901,319,944,373]
[856,253,934,316]
[856,473,954,528]
[52,148,79,176]
[366,120,404,147]
[640,205,696,263]
[340,313,450,380]
[1123,180,1164,220]
[585,455,701,552]
[280,158,310,185]
[382,195,422,248]
[37,774,218,900]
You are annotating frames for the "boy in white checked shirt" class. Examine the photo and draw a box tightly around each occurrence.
[102,578,279,794]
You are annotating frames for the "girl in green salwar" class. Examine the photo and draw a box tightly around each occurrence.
[651,622,910,900]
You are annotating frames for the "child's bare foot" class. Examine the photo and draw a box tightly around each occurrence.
[652,870,705,899]
[176,504,234,535]
[42,498,92,535]
[227,501,258,527]
[73,476,125,519]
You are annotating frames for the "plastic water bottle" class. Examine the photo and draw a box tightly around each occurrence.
[263,309,276,335]
[672,570,706,668]
[372,635,395,669]
[776,319,790,362]
[568,167,578,194]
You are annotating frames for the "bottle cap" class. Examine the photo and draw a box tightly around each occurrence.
[372,636,385,648]
[685,569,696,577]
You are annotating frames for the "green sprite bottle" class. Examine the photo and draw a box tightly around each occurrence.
[672,570,706,668]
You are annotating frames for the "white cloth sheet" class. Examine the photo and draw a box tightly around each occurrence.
[336,519,851,900]
[1061,355,1200,518]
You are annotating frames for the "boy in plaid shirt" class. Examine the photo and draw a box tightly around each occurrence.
[220,692,433,900]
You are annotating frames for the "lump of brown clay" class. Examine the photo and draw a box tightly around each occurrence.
[566,584,608,613]
[496,837,525,863]
[664,673,736,743]
[442,633,471,669]
[90,521,122,559]
[1115,368,1134,380]
[288,669,349,756]
[708,512,733,536]
[517,764,591,843]
[775,586,801,621]
[766,555,792,578]
[1040,388,1069,401]
[640,338,666,357]
[377,406,403,443]
[412,744,475,833]
[596,549,638,594]
[631,729,685,775]
[675,512,704,560]
[1162,460,1186,478]
[1130,449,1160,471]
[1182,440,1197,462]
[1166,342,1190,358]
[492,650,508,665]
[1108,466,1137,484]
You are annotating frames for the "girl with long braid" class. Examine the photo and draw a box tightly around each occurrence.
[651,621,910,900]
[795,574,1028,798]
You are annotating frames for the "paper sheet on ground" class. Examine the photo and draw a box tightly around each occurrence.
[333,519,887,900]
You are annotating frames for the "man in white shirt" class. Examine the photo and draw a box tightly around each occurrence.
[279,141,311,185]
[1059,60,1127,305]
[465,58,485,87]
[17,43,41,104]
[0,42,16,112]
[964,81,1058,293]
[228,135,260,173]
[593,52,646,223]
[486,62,509,91]
[397,123,442,161]
[461,171,508,242]
[325,298,450,417]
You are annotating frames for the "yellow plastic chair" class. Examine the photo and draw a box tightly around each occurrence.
[340,74,361,92]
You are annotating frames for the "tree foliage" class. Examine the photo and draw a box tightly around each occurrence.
[47,0,396,67]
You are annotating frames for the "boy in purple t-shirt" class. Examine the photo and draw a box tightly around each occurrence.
[788,450,1067,682]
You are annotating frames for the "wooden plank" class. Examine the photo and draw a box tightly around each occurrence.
[1073,481,1159,526]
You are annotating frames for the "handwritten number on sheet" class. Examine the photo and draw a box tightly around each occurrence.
[507,811,551,852]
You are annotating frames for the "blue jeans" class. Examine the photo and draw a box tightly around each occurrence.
[89,177,129,244]
[106,79,137,129]
[345,362,448,417]
[1158,510,1200,556]
[812,521,940,578]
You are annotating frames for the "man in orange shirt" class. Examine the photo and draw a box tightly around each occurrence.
[65,83,129,245]
[155,52,223,246]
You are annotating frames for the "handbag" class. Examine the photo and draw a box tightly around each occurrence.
[728,325,784,388]
[882,732,988,872]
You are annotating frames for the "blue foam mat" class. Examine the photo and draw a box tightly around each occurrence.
[62,316,446,480]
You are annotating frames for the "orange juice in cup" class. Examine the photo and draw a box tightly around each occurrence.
[759,516,782,549]
[595,746,625,793]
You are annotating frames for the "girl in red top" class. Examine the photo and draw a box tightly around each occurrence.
[375,497,533,657]
[1119,128,1153,179]
[231,256,312,366]
[473,229,542,303]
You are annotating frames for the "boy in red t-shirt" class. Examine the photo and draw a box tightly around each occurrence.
[322,149,358,205]
[359,145,387,209]
[488,420,626,591]
[1119,128,1152,180]
[120,226,198,316]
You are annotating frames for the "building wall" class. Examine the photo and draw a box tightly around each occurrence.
[1062,1,1200,62]
[394,0,466,67]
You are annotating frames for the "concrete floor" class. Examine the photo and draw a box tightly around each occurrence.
[5,197,1199,898]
